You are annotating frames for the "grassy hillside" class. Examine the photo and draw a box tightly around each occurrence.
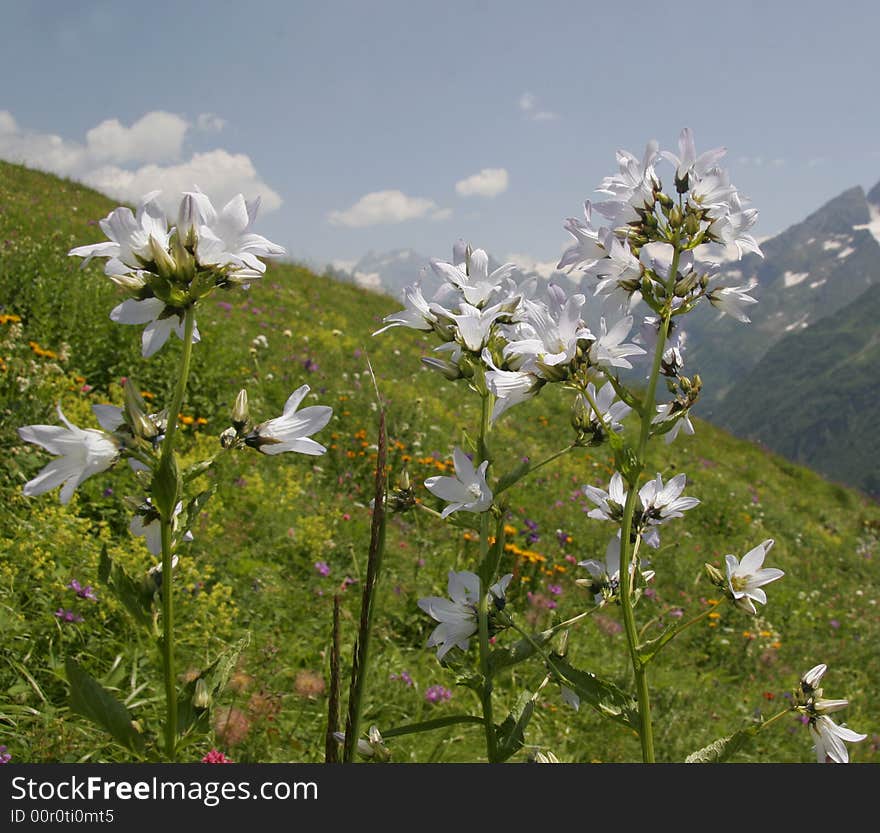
[1,161,878,763]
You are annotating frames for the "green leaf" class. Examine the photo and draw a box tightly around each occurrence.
[636,624,678,665]
[151,452,181,520]
[548,655,638,731]
[98,547,154,630]
[685,726,759,763]
[65,658,144,753]
[182,485,216,535]
[176,634,250,734]
[496,690,536,762]
[382,715,485,739]
[477,518,506,586]
[183,459,215,483]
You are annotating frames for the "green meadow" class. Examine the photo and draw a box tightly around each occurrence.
[1,161,877,763]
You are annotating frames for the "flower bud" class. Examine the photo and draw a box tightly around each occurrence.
[148,235,178,279]
[109,273,147,291]
[570,393,590,432]
[177,193,202,249]
[656,192,674,209]
[536,361,570,383]
[704,562,726,588]
[193,678,211,709]
[232,389,249,430]
[668,206,683,229]
[684,212,701,237]
[170,232,196,284]
[219,427,239,449]
[421,356,461,380]
[674,270,699,297]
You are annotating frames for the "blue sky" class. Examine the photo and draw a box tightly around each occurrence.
[2,0,878,275]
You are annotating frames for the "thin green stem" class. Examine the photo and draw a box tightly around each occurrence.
[616,231,682,764]
[496,445,575,496]
[758,707,795,733]
[475,390,498,763]
[158,306,196,761]
[382,715,485,739]
[477,511,497,763]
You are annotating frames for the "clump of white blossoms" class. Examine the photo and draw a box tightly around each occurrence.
[794,664,867,763]
[582,471,699,548]
[374,128,866,766]
[69,190,285,357]
[19,187,333,762]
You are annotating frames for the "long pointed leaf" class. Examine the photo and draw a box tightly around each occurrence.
[548,655,638,731]
[685,726,759,763]
[66,657,144,753]
[496,690,536,762]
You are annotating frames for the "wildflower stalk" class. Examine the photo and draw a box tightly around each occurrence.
[475,389,498,762]
[495,444,575,496]
[617,230,682,763]
[382,714,485,739]
[325,595,342,764]
[758,707,795,733]
[343,408,387,762]
[157,305,196,761]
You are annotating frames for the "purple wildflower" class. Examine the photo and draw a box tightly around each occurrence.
[55,609,84,624]
[425,685,452,704]
[548,584,563,597]
[314,561,331,577]
[217,301,233,312]
[0,746,10,764]
[390,671,414,688]
[68,579,97,601]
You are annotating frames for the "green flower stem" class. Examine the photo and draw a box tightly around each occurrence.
[495,445,575,497]
[637,599,715,642]
[382,715,486,739]
[758,707,795,733]
[158,305,196,761]
[549,604,602,635]
[664,605,716,638]
[617,231,683,764]
[477,512,497,763]
[476,390,498,763]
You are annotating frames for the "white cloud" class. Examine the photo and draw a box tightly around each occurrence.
[519,92,537,112]
[0,109,282,215]
[518,91,558,122]
[196,113,227,133]
[86,111,188,164]
[83,149,282,217]
[328,190,448,227]
[455,168,509,199]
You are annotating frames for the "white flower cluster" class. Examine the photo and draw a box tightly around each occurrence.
[558,128,761,323]
[375,245,641,425]
[70,190,285,357]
